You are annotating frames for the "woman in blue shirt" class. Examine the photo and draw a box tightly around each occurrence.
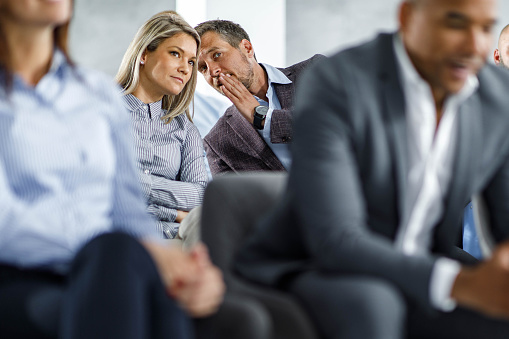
[117,11,208,243]
[0,1,223,338]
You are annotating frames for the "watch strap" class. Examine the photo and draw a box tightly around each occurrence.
[253,113,265,129]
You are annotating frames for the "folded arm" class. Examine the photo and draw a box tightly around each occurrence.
[268,108,292,143]
[149,124,208,210]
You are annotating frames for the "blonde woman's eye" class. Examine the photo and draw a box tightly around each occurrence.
[189,60,195,66]
[170,51,180,57]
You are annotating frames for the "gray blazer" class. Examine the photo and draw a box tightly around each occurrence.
[203,55,324,175]
[235,33,509,311]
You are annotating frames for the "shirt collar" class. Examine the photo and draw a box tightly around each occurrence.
[260,63,292,85]
[47,48,67,76]
[123,93,164,119]
[393,34,478,103]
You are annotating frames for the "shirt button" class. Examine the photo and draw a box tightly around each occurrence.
[144,169,150,175]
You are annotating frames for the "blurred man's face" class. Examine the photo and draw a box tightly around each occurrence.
[400,0,497,100]
[494,30,509,68]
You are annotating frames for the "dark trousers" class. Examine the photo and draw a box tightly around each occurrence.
[195,293,271,339]
[289,271,509,339]
[0,232,192,339]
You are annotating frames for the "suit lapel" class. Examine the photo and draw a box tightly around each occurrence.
[379,39,409,234]
[273,83,293,109]
[225,110,285,170]
[274,67,294,109]
[434,94,482,250]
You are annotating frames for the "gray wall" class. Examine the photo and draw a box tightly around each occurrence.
[286,0,399,65]
[286,0,509,66]
[70,0,175,76]
[70,0,509,75]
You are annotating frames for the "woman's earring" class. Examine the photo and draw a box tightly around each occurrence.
[140,60,145,65]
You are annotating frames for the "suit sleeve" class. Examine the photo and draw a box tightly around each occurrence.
[290,58,437,309]
[482,149,509,241]
[269,108,292,144]
[269,55,327,144]
[204,137,234,176]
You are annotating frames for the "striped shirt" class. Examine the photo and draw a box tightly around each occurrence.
[124,94,208,239]
[0,49,158,273]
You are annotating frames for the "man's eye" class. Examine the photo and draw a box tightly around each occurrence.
[444,17,468,29]
[213,52,221,59]
[199,65,207,73]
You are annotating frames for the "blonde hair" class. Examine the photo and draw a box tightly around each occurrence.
[116,11,200,123]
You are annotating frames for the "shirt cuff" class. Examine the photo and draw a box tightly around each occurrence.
[429,257,461,311]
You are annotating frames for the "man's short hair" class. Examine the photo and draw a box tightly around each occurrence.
[195,20,251,49]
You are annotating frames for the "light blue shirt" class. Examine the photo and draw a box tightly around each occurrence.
[192,88,231,180]
[256,63,292,170]
[463,202,482,259]
[0,50,158,273]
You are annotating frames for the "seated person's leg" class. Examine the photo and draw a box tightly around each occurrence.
[195,293,270,339]
[60,232,192,339]
[179,206,202,250]
[288,271,405,339]
[407,302,509,339]
[0,265,64,339]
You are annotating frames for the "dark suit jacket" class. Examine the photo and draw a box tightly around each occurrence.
[235,33,509,311]
[203,55,324,175]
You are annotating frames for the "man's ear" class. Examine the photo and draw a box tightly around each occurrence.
[239,39,254,58]
[494,49,501,65]
[398,1,412,34]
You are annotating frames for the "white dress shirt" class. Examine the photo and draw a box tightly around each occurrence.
[393,35,478,311]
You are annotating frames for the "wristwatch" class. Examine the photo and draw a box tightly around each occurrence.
[253,105,269,130]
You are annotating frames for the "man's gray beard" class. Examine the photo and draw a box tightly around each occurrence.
[237,54,255,90]
[215,58,255,96]
[500,54,509,69]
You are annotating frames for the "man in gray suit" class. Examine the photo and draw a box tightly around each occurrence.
[236,0,509,338]
[195,20,322,175]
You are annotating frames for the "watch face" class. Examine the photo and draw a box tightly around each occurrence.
[255,105,269,116]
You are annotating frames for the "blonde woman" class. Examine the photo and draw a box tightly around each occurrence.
[117,11,207,243]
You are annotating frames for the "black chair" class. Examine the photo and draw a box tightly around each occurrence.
[201,172,319,339]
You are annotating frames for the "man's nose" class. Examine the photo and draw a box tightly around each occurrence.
[209,62,221,77]
[465,27,490,57]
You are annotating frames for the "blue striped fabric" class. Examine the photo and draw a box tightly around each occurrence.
[123,94,208,239]
[0,49,159,273]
